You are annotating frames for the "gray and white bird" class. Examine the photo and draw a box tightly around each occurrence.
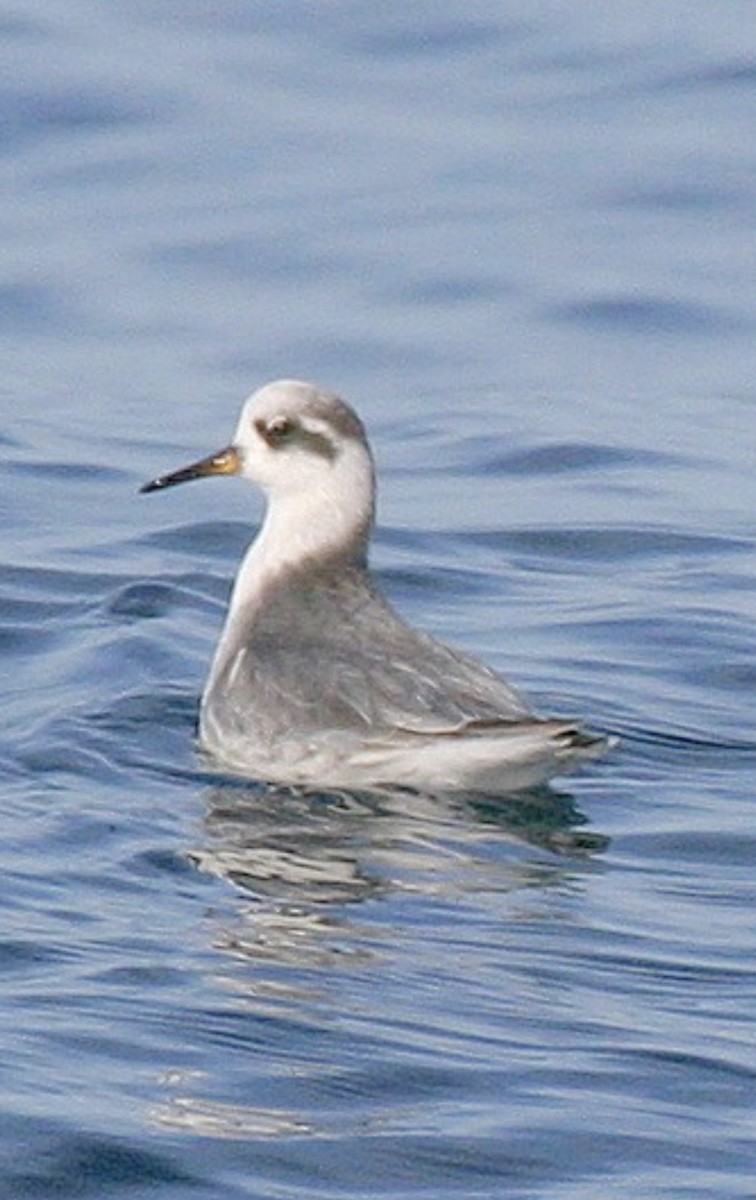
[142,380,608,792]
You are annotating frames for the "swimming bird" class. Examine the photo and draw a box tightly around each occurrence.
[141,380,607,792]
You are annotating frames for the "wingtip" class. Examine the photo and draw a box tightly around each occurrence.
[551,724,616,760]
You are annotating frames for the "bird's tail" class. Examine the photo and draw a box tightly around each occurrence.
[545,721,616,761]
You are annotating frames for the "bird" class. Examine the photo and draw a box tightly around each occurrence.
[141,380,608,793]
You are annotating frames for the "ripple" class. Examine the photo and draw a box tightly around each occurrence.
[138,521,249,559]
[478,441,678,477]
[609,723,756,758]
[6,458,127,483]
[0,939,70,973]
[2,1130,201,1197]
[623,829,756,869]
[460,525,749,562]
[548,296,739,335]
[105,581,189,620]
[2,563,120,602]
[665,58,756,92]
[13,86,161,133]
[609,183,743,214]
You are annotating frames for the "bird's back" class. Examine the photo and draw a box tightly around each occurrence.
[202,563,527,737]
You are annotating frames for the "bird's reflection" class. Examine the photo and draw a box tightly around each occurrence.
[191,778,608,911]
[156,780,609,1138]
[189,780,609,995]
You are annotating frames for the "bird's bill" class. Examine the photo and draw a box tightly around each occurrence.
[140,445,240,494]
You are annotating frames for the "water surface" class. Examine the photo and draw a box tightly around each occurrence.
[2,3,756,1197]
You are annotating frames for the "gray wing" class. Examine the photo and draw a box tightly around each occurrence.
[209,565,534,742]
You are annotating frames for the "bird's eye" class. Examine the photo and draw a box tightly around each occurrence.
[255,415,296,447]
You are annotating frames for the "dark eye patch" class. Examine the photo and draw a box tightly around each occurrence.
[255,415,338,461]
[255,415,296,447]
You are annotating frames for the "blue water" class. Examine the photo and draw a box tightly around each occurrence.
[2,2,756,1197]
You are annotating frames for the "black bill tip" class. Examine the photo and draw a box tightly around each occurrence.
[138,469,194,494]
[138,446,240,495]
[139,477,166,494]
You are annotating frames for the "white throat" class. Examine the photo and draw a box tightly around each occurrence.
[204,447,375,696]
[235,484,372,603]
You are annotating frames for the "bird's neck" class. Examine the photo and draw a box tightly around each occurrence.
[231,486,373,616]
[202,471,374,702]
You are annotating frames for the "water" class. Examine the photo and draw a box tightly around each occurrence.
[2,2,756,1196]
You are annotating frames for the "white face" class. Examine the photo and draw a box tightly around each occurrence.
[141,379,377,567]
[142,379,376,556]
[232,380,374,502]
